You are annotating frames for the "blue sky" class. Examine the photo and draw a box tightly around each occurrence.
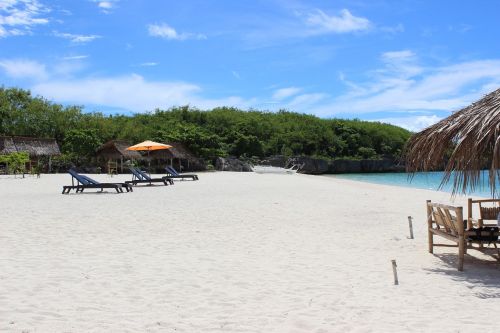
[1,0,500,130]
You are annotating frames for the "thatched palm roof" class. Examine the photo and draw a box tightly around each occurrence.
[405,88,500,196]
[95,140,143,160]
[0,136,60,156]
[148,142,199,162]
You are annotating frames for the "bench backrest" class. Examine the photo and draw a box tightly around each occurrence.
[166,166,179,175]
[69,169,91,185]
[427,200,464,236]
[69,169,100,185]
[468,198,500,223]
[129,167,145,180]
[137,168,152,180]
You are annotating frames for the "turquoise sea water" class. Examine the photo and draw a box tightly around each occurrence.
[329,171,496,198]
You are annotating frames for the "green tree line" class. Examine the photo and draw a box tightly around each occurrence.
[0,87,411,163]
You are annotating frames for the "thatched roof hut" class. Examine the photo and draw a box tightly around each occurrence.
[149,142,198,162]
[0,136,60,156]
[405,88,500,196]
[95,140,143,174]
[149,142,202,171]
[96,140,143,160]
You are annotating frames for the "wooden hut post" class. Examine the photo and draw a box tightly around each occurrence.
[120,156,124,173]
[48,156,52,173]
[457,206,465,271]
[427,200,433,253]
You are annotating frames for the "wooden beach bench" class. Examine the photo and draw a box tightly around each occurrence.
[427,200,499,271]
[164,166,199,181]
[62,169,133,194]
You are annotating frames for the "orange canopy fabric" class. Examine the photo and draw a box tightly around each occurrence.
[126,140,172,151]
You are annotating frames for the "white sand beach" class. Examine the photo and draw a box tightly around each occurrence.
[1,172,499,332]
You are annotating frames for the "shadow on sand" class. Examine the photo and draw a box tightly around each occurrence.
[424,251,500,299]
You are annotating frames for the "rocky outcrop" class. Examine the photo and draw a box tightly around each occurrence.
[215,157,253,172]
[286,156,329,175]
[258,155,287,168]
[329,158,404,174]
[282,156,403,174]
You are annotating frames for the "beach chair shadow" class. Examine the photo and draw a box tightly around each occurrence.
[62,169,133,194]
[424,253,500,299]
[164,166,199,181]
[125,167,173,186]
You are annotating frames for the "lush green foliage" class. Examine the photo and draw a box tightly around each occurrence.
[0,151,30,174]
[0,87,411,162]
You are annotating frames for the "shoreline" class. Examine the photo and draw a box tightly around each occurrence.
[1,172,498,332]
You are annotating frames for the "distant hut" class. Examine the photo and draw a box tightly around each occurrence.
[0,136,61,172]
[149,142,202,172]
[95,140,143,173]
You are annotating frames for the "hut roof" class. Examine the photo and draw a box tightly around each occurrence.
[149,142,199,161]
[0,136,60,157]
[405,87,500,195]
[95,140,143,160]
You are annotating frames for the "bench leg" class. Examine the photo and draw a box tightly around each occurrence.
[458,237,465,271]
[428,229,434,253]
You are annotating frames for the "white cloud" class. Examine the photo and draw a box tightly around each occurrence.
[31,74,254,112]
[381,50,415,62]
[98,1,112,9]
[305,9,371,34]
[0,0,50,37]
[53,31,101,43]
[309,55,500,121]
[148,23,206,41]
[376,115,442,132]
[272,87,302,100]
[0,58,47,80]
[287,93,328,107]
[90,0,118,14]
[139,62,158,67]
[62,55,89,60]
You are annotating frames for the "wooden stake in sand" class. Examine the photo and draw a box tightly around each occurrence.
[391,260,399,285]
[407,216,414,239]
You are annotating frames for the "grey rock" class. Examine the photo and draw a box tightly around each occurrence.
[215,157,253,172]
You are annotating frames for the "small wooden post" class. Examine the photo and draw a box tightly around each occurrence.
[391,260,399,285]
[407,216,414,239]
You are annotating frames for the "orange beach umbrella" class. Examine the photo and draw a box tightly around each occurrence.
[126,140,172,151]
[126,140,172,173]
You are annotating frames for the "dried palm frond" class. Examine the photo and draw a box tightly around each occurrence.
[405,88,500,196]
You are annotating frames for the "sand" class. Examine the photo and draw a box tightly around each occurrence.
[1,172,499,332]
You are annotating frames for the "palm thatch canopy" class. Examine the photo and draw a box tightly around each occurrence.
[0,136,60,156]
[405,88,500,196]
[95,140,143,160]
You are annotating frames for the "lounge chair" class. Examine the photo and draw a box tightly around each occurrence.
[427,200,499,271]
[125,167,174,186]
[164,166,199,181]
[62,169,133,194]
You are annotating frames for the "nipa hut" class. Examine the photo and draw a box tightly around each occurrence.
[149,142,203,172]
[95,140,143,173]
[0,136,61,172]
